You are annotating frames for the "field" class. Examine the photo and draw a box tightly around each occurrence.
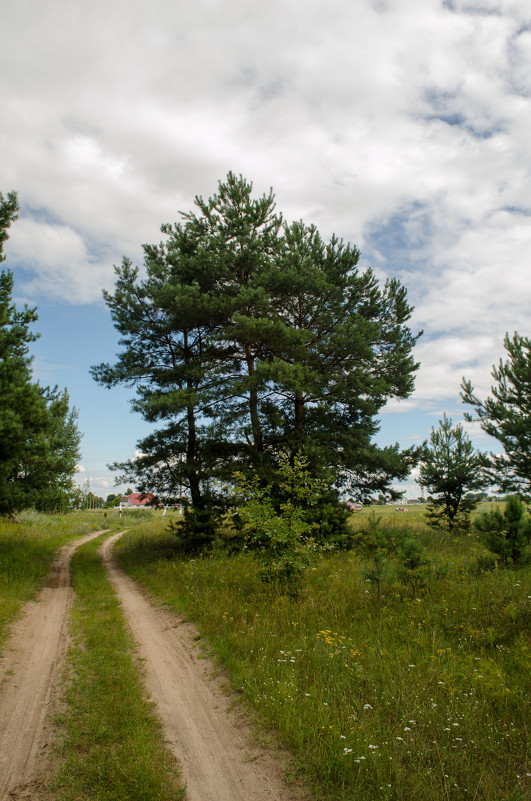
[0,506,529,800]
[115,505,530,801]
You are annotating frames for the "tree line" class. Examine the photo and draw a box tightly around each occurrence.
[2,174,530,551]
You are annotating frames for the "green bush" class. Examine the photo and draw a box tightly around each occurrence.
[234,453,325,590]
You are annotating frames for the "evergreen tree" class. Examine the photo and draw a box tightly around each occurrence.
[179,171,283,463]
[91,230,226,508]
[462,332,531,494]
[474,494,531,566]
[418,414,488,532]
[0,192,19,261]
[0,192,81,514]
[257,220,421,497]
[93,173,421,512]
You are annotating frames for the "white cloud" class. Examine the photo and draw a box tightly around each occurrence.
[1,0,530,432]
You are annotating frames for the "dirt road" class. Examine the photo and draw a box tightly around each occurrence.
[0,530,106,800]
[101,531,304,801]
[0,529,306,801]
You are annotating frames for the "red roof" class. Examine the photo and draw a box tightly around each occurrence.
[128,493,154,506]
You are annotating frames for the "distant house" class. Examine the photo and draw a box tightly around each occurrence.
[120,492,155,507]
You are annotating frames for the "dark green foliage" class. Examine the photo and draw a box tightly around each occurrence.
[394,532,431,589]
[474,495,531,566]
[418,414,488,533]
[0,192,18,263]
[93,173,422,515]
[462,332,531,494]
[353,513,430,597]
[167,506,222,555]
[306,495,351,546]
[354,513,397,598]
[0,193,81,514]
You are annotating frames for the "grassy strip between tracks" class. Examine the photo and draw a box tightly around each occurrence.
[0,510,107,652]
[115,516,530,801]
[51,531,184,801]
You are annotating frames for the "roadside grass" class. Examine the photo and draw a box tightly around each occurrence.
[116,514,530,801]
[0,510,106,652]
[52,531,184,801]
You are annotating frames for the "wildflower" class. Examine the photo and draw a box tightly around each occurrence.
[363,703,373,710]
[368,744,378,749]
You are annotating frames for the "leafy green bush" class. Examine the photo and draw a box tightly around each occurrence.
[234,453,325,589]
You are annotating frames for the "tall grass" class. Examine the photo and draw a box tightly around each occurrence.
[52,532,184,801]
[0,510,106,650]
[116,514,530,801]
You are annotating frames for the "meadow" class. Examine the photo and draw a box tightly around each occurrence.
[115,506,530,801]
[0,506,528,800]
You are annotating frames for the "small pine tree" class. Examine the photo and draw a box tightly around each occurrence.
[474,495,531,566]
[418,414,488,533]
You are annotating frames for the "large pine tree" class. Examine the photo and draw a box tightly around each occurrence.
[93,174,421,509]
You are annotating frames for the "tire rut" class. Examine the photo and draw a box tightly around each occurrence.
[101,531,306,801]
[0,530,108,801]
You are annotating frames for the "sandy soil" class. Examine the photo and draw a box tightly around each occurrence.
[0,530,106,801]
[101,531,308,801]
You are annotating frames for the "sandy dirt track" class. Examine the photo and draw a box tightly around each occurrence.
[0,530,107,801]
[101,531,305,801]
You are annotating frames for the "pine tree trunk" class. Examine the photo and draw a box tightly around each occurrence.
[294,392,304,434]
[244,342,263,452]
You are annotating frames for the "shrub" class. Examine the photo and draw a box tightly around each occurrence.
[234,453,325,590]
[353,513,431,597]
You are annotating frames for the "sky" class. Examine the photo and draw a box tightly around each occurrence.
[1,0,530,499]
